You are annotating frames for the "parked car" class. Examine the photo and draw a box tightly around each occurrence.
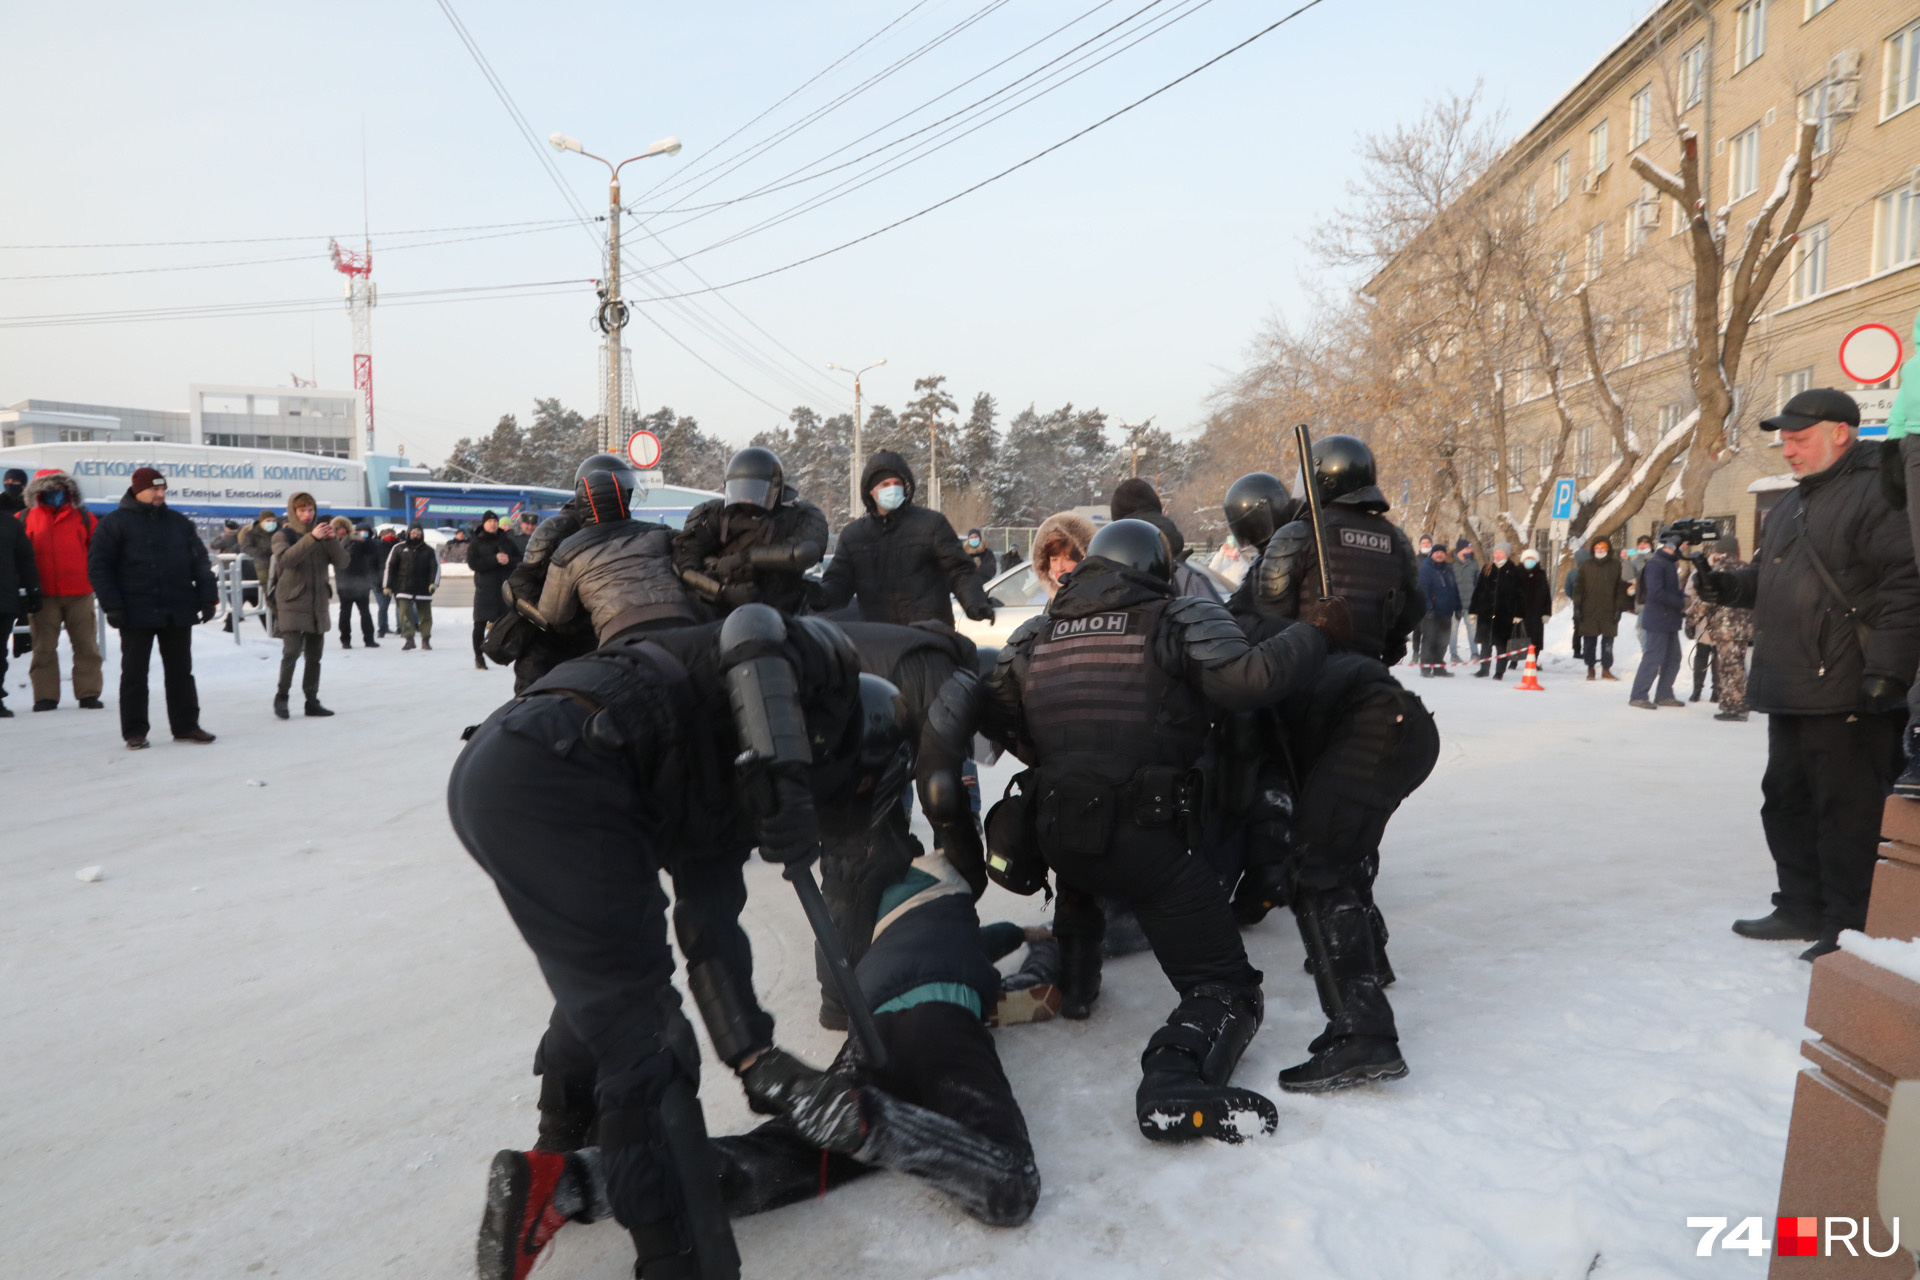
[955,558,1234,648]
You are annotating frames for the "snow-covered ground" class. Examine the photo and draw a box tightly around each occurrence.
[2,616,1812,1278]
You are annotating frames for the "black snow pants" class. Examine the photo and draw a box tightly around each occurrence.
[1761,710,1904,936]
[1288,688,1440,1041]
[448,692,767,1233]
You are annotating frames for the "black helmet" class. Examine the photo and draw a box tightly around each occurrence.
[575,451,640,493]
[723,446,785,512]
[1224,472,1290,547]
[1311,434,1376,501]
[575,470,630,524]
[1086,518,1171,582]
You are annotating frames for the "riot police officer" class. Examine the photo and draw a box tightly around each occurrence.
[918,519,1346,1144]
[450,606,870,1279]
[495,452,637,690]
[525,470,698,645]
[1230,436,1424,663]
[674,447,828,615]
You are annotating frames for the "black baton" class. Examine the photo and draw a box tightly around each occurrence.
[784,859,889,1070]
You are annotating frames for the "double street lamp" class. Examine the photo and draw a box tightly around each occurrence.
[827,358,886,520]
[550,131,682,452]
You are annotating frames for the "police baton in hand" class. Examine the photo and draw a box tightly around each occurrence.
[784,858,889,1070]
[1293,422,1334,600]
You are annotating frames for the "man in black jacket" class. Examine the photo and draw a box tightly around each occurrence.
[1696,389,1920,959]
[466,511,521,670]
[0,503,41,716]
[674,448,827,616]
[88,467,218,748]
[814,451,993,628]
[919,520,1341,1143]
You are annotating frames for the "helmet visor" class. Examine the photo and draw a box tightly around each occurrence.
[724,477,777,510]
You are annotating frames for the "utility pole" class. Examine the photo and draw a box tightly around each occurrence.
[828,359,886,520]
[927,418,940,512]
[550,132,683,453]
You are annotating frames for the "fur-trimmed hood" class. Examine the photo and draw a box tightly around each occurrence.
[24,469,83,508]
[1032,511,1096,595]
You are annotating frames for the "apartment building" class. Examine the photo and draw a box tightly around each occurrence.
[1392,0,1920,546]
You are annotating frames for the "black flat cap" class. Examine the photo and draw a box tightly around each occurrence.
[1763,387,1860,433]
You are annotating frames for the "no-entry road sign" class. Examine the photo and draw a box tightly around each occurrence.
[626,430,662,470]
[1839,323,1904,386]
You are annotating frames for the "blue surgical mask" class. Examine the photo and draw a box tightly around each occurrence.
[46,490,67,508]
[1522,556,1539,568]
[874,483,906,512]
[262,520,278,532]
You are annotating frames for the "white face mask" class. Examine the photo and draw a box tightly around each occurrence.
[873,483,906,512]
[1594,549,1609,559]
[1493,555,1508,565]
[1522,556,1539,568]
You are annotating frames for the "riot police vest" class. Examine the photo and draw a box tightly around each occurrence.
[1314,505,1410,662]
[1018,598,1213,786]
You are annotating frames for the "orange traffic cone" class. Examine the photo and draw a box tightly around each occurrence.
[1515,645,1545,691]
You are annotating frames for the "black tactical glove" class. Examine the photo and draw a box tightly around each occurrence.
[23,589,42,615]
[756,766,822,865]
[1299,595,1354,647]
[710,552,751,581]
[964,600,996,625]
[198,603,218,624]
[738,1046,827,1117]
[1861,676,1907,716]
[105,610,125,630]
[1692,570,1738,604]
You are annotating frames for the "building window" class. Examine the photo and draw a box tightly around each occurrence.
[1790,220,1828,300]
[1887,19,1920,119]
[1805,0,1835,16]
[1728,124,1762,200]
[1778,367,1814,413]
[57,428,95,443]
[133,431,164,442]
[1799,83,1835,155]
[1484,449,1498,494]
[1735,0,1767,70]
[1524,183,1538,226]
[1553,152,1571,204]
[1682,42,1707,107]
[1626,182,1658,257]
[1875,176,1920,271]
[1510,442,1525,490]
[2,430,13,447]
[1626,316,1645,363]
[1588,119,1610,179]
[1577,423,1595,475]
[1551,248,1570,298]
[1586,224,1606,280]
[1668,284,1694,349]
[1660,402,1689,436]
[1630,85,1653,148]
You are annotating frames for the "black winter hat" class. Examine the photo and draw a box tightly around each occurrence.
[3,468,26,486]
[1763,387,1860,433]
[1110,477,1163,520]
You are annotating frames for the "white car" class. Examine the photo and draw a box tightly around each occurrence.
[957,559,1236,650]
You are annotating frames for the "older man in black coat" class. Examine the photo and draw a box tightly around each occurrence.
[1697,390,1920,958]
[88,467,218,748]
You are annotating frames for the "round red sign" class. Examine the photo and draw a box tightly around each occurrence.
[1838,323,1904,385]
[626,430,662,469]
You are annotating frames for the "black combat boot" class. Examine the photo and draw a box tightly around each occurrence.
[1057,929,1103,1020]
[1280,886,1408,1093]
[1135,982,1278,1144]
[1894,726,1920,800]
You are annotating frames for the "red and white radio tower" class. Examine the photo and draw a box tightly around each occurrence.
[329,238,375,454]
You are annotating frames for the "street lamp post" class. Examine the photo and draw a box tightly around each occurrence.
[550,131,683,452]
[827,359,886,520]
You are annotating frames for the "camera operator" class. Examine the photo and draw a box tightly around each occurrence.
[1695,389,1920,959]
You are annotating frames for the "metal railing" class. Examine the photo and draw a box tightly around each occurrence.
[9,596,111,663]
[215,553,271,641]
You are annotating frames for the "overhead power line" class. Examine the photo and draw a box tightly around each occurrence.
[0,278,592,329]
[0,217,584,251]
[617,0,1332,302]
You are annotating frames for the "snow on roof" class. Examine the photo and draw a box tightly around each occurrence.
[1746,472,1797,493]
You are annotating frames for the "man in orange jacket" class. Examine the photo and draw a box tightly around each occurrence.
[20,470,105,712]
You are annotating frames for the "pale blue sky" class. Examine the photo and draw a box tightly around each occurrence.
[1,0,1651,466]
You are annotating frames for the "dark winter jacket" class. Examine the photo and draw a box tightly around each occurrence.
[815,451,991,627]
[20,471,94,596]
[338,533,386,599]
[1230,489,1423,663]
[672,491,827,615]
[967,544,999,584]
[1714,439,1920,715]
[532,518,695,644]
[1512,563,1552,621]
[1637,547,1685,633]
[1572,554,1630,638]
[855,854,1001,1021]
[89,492,218,630]
[0,505,41,616]
[384,532,442,598]
[466,527,523,624]
[269,515,349,635]
[1418,558,1462,616]
[240,521,277,579]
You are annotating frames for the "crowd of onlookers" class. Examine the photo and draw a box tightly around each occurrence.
[0,461,544,746]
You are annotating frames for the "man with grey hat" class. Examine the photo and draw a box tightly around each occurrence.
[1695,388,1920,960]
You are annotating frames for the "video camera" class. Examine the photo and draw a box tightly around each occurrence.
[1660,517,1721,570]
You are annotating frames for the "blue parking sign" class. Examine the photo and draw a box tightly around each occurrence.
[1550,478,1576,520]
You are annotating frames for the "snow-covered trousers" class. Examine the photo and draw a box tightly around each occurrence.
[449,692,753,1234]
[1760,710,1903,935]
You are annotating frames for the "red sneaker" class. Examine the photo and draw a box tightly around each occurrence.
[477,1149,571,1280]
